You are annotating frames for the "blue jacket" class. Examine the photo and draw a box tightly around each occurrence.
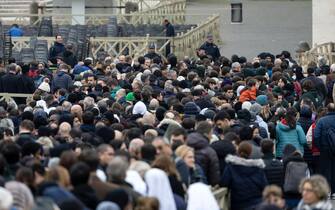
[51,71,73,91]
[221,155,268,210]
[8,27,23,36]
[314,112,335,150]
[275,122,306,158]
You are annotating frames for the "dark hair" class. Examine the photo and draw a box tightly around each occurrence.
[302,80,315,91]
[261,139,274,154]
[82,111,94,124]
[214,110,230,122]
[141,144,156,163]
[239,126,253,142]
[224,132,240,143]
[195,121,212,136]
[0,142,21,164]
[285,107,297,129]
[70,162,91,186]
[78,149,100,172]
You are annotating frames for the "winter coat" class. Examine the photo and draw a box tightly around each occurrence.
[186,132,220,186]
[211,140,236,176]
[275,122,307,158]
[301,76,327,101]
[199,41,221,61]
[19,74,36,93]
[296,199,333,210]
[52,71,73,91]
[168,175,185,199]
[314,112,335,151]
[71,184,99,209]
[262,153,284,187]
[0,73,21,93]
[221,155,268,210]
[63,50,78,68]
[239,87,257,103]
[49,42,65,63]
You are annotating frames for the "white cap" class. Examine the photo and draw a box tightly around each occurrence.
[177,76,185,81]
[237,85,245,96]
[74,81,83,87]
[38,81,50,92]
[242,101,252,110]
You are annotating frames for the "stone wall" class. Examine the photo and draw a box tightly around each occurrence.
[313,0,335,46]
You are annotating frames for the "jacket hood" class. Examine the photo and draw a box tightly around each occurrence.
[225,154,265,168]
[277,122,294,131]
[187,132,209,150]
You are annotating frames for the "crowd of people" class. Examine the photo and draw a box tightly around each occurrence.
[0,31,335,210]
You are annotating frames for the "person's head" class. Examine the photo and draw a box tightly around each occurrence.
[299,175,330,205]
[19,119,35,133]
[129,138,144,160]
[59,64,70,73]
[206,34,214,44]
[163,19,169,26]
[175,145,195,168]
[59,150,78,171]
[237,141,252,159]
[0,142,21,165]
[7,63,17,74]
[82,111,94,125]
[214,110,231,132]
[152,137,172,156]
[195,121,213,140]
[45,166,71,188]
[262,185,285,209]
[106,156,129,183]
[97,144,115,166]
[284,107,297,129]
[169,127,187,145]
[70,162,91,187]
[78,149,100,172]
[261,139,274,155]
[327,103,335,113]
[152,155,179,178]
[135,197,159,210]
[55,35,63,44]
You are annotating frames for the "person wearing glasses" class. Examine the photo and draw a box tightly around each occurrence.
[296,175,333,210]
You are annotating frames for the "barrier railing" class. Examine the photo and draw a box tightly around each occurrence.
[9,14,221,61]
[118,0,181,12]
[297,42,335,67]
[0,93,33,103]
[173,14,221,58]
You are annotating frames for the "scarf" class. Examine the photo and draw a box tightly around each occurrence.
[297,200,333,210]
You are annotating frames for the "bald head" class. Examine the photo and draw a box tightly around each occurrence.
[71,104,83,116]
[59,122,71,137]
[327,103,335,112]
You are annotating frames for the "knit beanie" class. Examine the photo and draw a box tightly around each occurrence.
[184,102,200,116]
[126,92,135,102]
[256,95,268,106]
[38,82,50,93]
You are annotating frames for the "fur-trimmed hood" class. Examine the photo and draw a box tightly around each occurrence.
[225,154,265,168]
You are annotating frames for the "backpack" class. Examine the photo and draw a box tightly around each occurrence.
[326,127,335,155]
[283,161,309,193]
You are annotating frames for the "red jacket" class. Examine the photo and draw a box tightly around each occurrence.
[239,87,257,103]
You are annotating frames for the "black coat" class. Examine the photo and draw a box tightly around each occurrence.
[63,50,78,68]
[19,74,36,93]
[314,112,335,193]
[262,153,284,187]
[186,132,220,186]
[0,73,21,93]
[211,140,236,176]
[221,155,268,210]
[200,41,221,60]
[71,184,99,209]
[49,42,65,63]
[165,22,175,37]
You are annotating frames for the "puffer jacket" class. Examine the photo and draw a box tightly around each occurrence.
[239,87,257,103]
[275,122,307,158]
[221,155,268,210]
[186,132,220,186]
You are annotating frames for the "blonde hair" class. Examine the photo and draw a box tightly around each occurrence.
[45,166,71,188]
[299,175,330,201]
[175,145,194,159]
[262,185,283,200]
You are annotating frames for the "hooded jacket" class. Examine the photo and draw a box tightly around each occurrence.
[186,132,220,186]
[275,122,306,158]
[221,155,268,210]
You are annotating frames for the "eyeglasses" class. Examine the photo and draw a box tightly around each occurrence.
[302,188,314,193]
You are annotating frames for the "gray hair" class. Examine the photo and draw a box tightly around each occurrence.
[299,175,330,200]
[106,156,129,182]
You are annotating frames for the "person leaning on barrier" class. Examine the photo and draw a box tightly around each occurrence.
[199,34,221,61]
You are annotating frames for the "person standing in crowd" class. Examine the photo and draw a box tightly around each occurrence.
[296,175,333,210]
[163,19,175,56]
[199,34,221,61]
[275,107,306,158]
[8,24,23,37]
[221,142,268,210]
[49,35,65,64]
[314,103,335,198]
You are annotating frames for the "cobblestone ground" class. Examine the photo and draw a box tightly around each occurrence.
[185,0,312,60]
